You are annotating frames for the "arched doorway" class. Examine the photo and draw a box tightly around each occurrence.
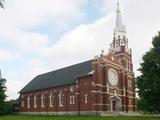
[110,96,122,112]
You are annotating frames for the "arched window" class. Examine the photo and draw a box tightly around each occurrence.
[70,96,75,104]
[49,92,54,107]
[59,92,64,107]
[41,93,45,108]
[27,96,30,108]
[84,94,88,103]
[34,95,37,108]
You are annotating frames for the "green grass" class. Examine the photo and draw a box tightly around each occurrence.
[0,115,160,120]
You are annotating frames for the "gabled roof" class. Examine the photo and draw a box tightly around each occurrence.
[19,60,93,93]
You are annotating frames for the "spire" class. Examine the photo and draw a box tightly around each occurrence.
[113,1,126,41]
[115,1,125,32]
[117,1,120,12]
[110,1,131,54]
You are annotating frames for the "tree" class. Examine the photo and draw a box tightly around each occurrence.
[0,71,7,114]
[0,0,4,8]
[136,32,160,112]
[4,99,18,114]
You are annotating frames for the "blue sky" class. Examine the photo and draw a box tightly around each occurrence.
[0,0,160,100]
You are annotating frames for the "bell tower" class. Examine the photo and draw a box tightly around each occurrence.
[110,1,133,72]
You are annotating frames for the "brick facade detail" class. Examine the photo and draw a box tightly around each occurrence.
[19,51,136,114]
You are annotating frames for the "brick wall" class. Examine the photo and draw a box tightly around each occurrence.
[19,53,136,113]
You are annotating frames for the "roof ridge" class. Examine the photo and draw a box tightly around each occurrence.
[38,59,93,76]
[19,59,93,93]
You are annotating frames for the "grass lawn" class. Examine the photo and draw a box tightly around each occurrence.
[0,115,160,120]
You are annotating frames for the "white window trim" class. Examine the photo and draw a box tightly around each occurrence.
[49,92,54,107]
[59,92,64,107]
[41,94,45,108]
[70,96,75,104]
[84,94,88,104]
[70,96,72,104]
[73,96,75,104]
[34,95,37,108]
[27,96,30,108]
[123,87,126,96]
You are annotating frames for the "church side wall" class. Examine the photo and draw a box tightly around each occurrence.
[19,76,93,114]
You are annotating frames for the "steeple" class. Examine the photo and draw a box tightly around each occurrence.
[114,1,126,38]
[108,1,133,72]
[115,1,123,31]
[110,1,131,55]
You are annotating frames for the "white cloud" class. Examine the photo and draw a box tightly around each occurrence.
[3,0,87,28]
[0,0,88,100]
[47,14,114,62]
[6,59,49,100]
[0,49,22,62]
[0,0,88,57]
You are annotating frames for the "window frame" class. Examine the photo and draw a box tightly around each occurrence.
[84,94,88,104]
[34,95,37,108]
[27,96,30,108]
[59,92,64,107]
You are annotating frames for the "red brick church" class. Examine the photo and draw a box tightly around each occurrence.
[19,2,136,115]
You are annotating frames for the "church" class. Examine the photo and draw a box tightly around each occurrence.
[19,2,136,115]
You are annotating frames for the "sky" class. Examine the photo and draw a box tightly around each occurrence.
[0,0,160,100]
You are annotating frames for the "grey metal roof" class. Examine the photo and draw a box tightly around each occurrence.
[20,60,93,93]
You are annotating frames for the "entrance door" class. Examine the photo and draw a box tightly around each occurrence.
[110,96,122,112]
[112,100,116,111]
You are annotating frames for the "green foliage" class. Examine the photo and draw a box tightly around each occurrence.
[0,75,7,114]
[136,32,160,112]
[4,100,17,114]
[0,115,160,120]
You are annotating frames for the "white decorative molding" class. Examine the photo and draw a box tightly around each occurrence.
[103,59,123,69]
[93,103,110,106]
[92,82,107,88]
[34,95,37,108]
[84,94,88,104]
[27,96,30,109]
[88,70,94,75]
[91,90,135,99]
